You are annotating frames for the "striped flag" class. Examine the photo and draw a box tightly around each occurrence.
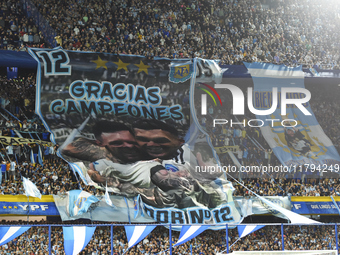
[22,177,41,199]
[237,225,265,239]
[30,148,35,164]
[174,225,210,246]
[0,226,31,246]
[124,225,156,249]
[66,190,100,217]
[63,226,96,255]
[104,185,115,208]
[37,145,44,166]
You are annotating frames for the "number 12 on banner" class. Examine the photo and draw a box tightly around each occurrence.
[36,49,71,76]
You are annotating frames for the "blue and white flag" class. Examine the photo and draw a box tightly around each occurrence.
[134,194,144,219]
[104,185,115,208]
[330,196,340,216]
[0,226,31,246]
[22,177,41,199]
[124,225,156,249]
[245,63,340,173]
[174,225,210,246]
[66,190,100,217]
[30,148,35,164]
[309,67,320,77]
[237,225,265,239]
[255,193,319,224]
[37,145,43,166]
[63,226,96,255]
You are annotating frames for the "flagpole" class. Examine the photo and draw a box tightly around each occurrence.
[335,224,338,253]
[229,237,241,249]
[111,225,113,255]
[0,142,11,161]
[49,225,51,255]
[226,224,229,253]
[169,224,172,255]
[0,112,8,120]
[281,223,285,251]
[0,150,5,161]
[19,107,29,121]
[26,195,29,223]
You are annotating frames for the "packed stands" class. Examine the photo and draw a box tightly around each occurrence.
[0,0,340,68]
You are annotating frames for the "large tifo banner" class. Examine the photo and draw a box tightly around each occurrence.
[244,63,340,177]
[28,48,242,225]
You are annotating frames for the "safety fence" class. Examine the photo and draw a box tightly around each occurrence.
[0,223,339,254]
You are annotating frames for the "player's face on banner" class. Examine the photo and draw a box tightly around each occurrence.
[99,131,140,163]
[286,129,295,137]
[134,128,182,159]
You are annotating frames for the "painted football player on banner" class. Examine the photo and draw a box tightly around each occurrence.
[29,48,242,226]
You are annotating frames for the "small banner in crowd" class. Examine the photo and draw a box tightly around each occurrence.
[124,225,156,250]
[0,136,53,146]
[66,190,99,217]
[23,177,41,199]
[63,226,96,255]
[30,148,35,164]
[0,226,31,246]
[38,145,44,166]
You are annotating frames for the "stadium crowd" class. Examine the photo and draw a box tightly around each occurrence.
[0,0,340,68]
[0,75,36,113]
[1,0,340,253]
[0,0,45,51]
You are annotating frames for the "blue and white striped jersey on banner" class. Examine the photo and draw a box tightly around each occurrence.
[63,226,96,255]
[66,190,100,217]
[174,225,210,246]
[124,225,156,249]
[0,226,30,246]
[22,177,41,199]
[237,225,265,238]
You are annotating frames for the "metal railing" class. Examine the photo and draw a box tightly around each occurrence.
[1,223,339,254]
